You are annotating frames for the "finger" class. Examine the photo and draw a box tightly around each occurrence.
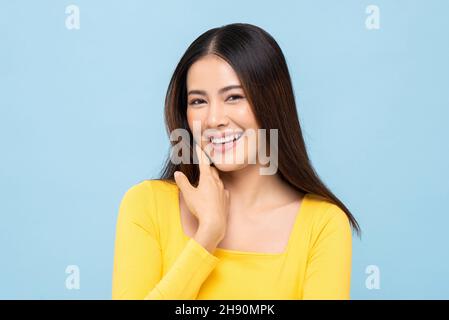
[174,171,194,196]
[195,143,211,175]
[209,165,220,181]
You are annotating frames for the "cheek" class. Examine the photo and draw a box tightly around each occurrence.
[186,108,208,144]
[186,109,193,128]
[186,108,204,129]
[233,104,259,129]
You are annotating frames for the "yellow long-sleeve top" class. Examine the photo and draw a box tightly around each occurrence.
[112,179,352,300]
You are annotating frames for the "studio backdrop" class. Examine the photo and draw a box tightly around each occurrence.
[1,0,448,299]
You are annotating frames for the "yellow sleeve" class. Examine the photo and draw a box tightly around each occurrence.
[112,181,220,300]
[302,204,353,300]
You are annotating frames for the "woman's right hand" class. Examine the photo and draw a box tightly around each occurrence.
[174,143,230,250]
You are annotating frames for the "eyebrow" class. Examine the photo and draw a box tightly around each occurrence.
[187,85,243,96]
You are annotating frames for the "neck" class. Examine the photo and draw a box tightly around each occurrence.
[219,164,301,214]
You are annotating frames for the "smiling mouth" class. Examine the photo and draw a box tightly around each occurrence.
[209,132,243,145]
[207,132,244,154]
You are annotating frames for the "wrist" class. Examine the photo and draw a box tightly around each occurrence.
[197,223,224,242]
[194,226,223,253]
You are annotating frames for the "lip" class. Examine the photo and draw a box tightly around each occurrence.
[209,132,244,153]
[205,129,243,141]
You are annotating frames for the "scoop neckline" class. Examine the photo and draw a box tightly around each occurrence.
[173,185,309,257]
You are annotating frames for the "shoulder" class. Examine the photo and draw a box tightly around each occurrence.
[117,179,178,222]
[120,179,177,203]
[303,194,352,245]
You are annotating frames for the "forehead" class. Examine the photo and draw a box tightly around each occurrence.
[186,54,241,90]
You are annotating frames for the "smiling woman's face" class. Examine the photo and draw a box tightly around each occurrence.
[186,54,260,172]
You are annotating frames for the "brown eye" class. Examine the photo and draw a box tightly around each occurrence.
[227,95,243,102]
[189,99,205,106]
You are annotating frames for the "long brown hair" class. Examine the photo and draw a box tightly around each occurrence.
[158,23,361,237]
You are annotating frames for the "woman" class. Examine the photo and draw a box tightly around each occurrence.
[112,23,361,300]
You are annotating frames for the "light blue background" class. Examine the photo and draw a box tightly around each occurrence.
[1,0,448,299]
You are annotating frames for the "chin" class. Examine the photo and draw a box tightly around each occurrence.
[211,162,248,172]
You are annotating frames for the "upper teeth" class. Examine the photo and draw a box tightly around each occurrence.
[211,133,242,144]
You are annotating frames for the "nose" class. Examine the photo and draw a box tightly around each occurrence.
[206,99,228,129]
